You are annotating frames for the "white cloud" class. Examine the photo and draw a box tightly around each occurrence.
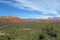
[0,0,60,18]
[25,13,53,19]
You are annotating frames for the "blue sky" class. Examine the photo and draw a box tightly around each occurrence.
[0,0,60,19]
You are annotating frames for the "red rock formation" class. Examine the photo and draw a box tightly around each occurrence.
[44,17,52,23]
[36,17,53,23]
[0,16,20,22]
[0,16,53,23]
[0,16,30,23]
[36,19,44,22]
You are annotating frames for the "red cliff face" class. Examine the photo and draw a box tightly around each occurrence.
[0,16,29,23]
[19,18,29,22]
[0,16,20,22]
[0,16,53,23]
[36,18,53,23]
[44,18,52,23]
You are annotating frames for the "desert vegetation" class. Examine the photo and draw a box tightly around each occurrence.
[0,21,60,40]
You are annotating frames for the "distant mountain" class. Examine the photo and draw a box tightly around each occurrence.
[36,17,60,23]
[52,17,60,22]
[27,18,38,21]
[0,16,31,23]
[44,17,53,23]
[0,16,39,22]
[0,16,60,23]
[43,17,60,23]
[0,16,20,22]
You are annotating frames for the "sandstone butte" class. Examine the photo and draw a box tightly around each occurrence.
[44,17,53,23]
[0,16,53,23]
[0,16,29,22]
[36,17,52,23]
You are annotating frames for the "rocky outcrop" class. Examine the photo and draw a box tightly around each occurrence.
[0,16,20,22]
[44,17,53,23]
[0,16,30,23]
[0,16,60,23]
